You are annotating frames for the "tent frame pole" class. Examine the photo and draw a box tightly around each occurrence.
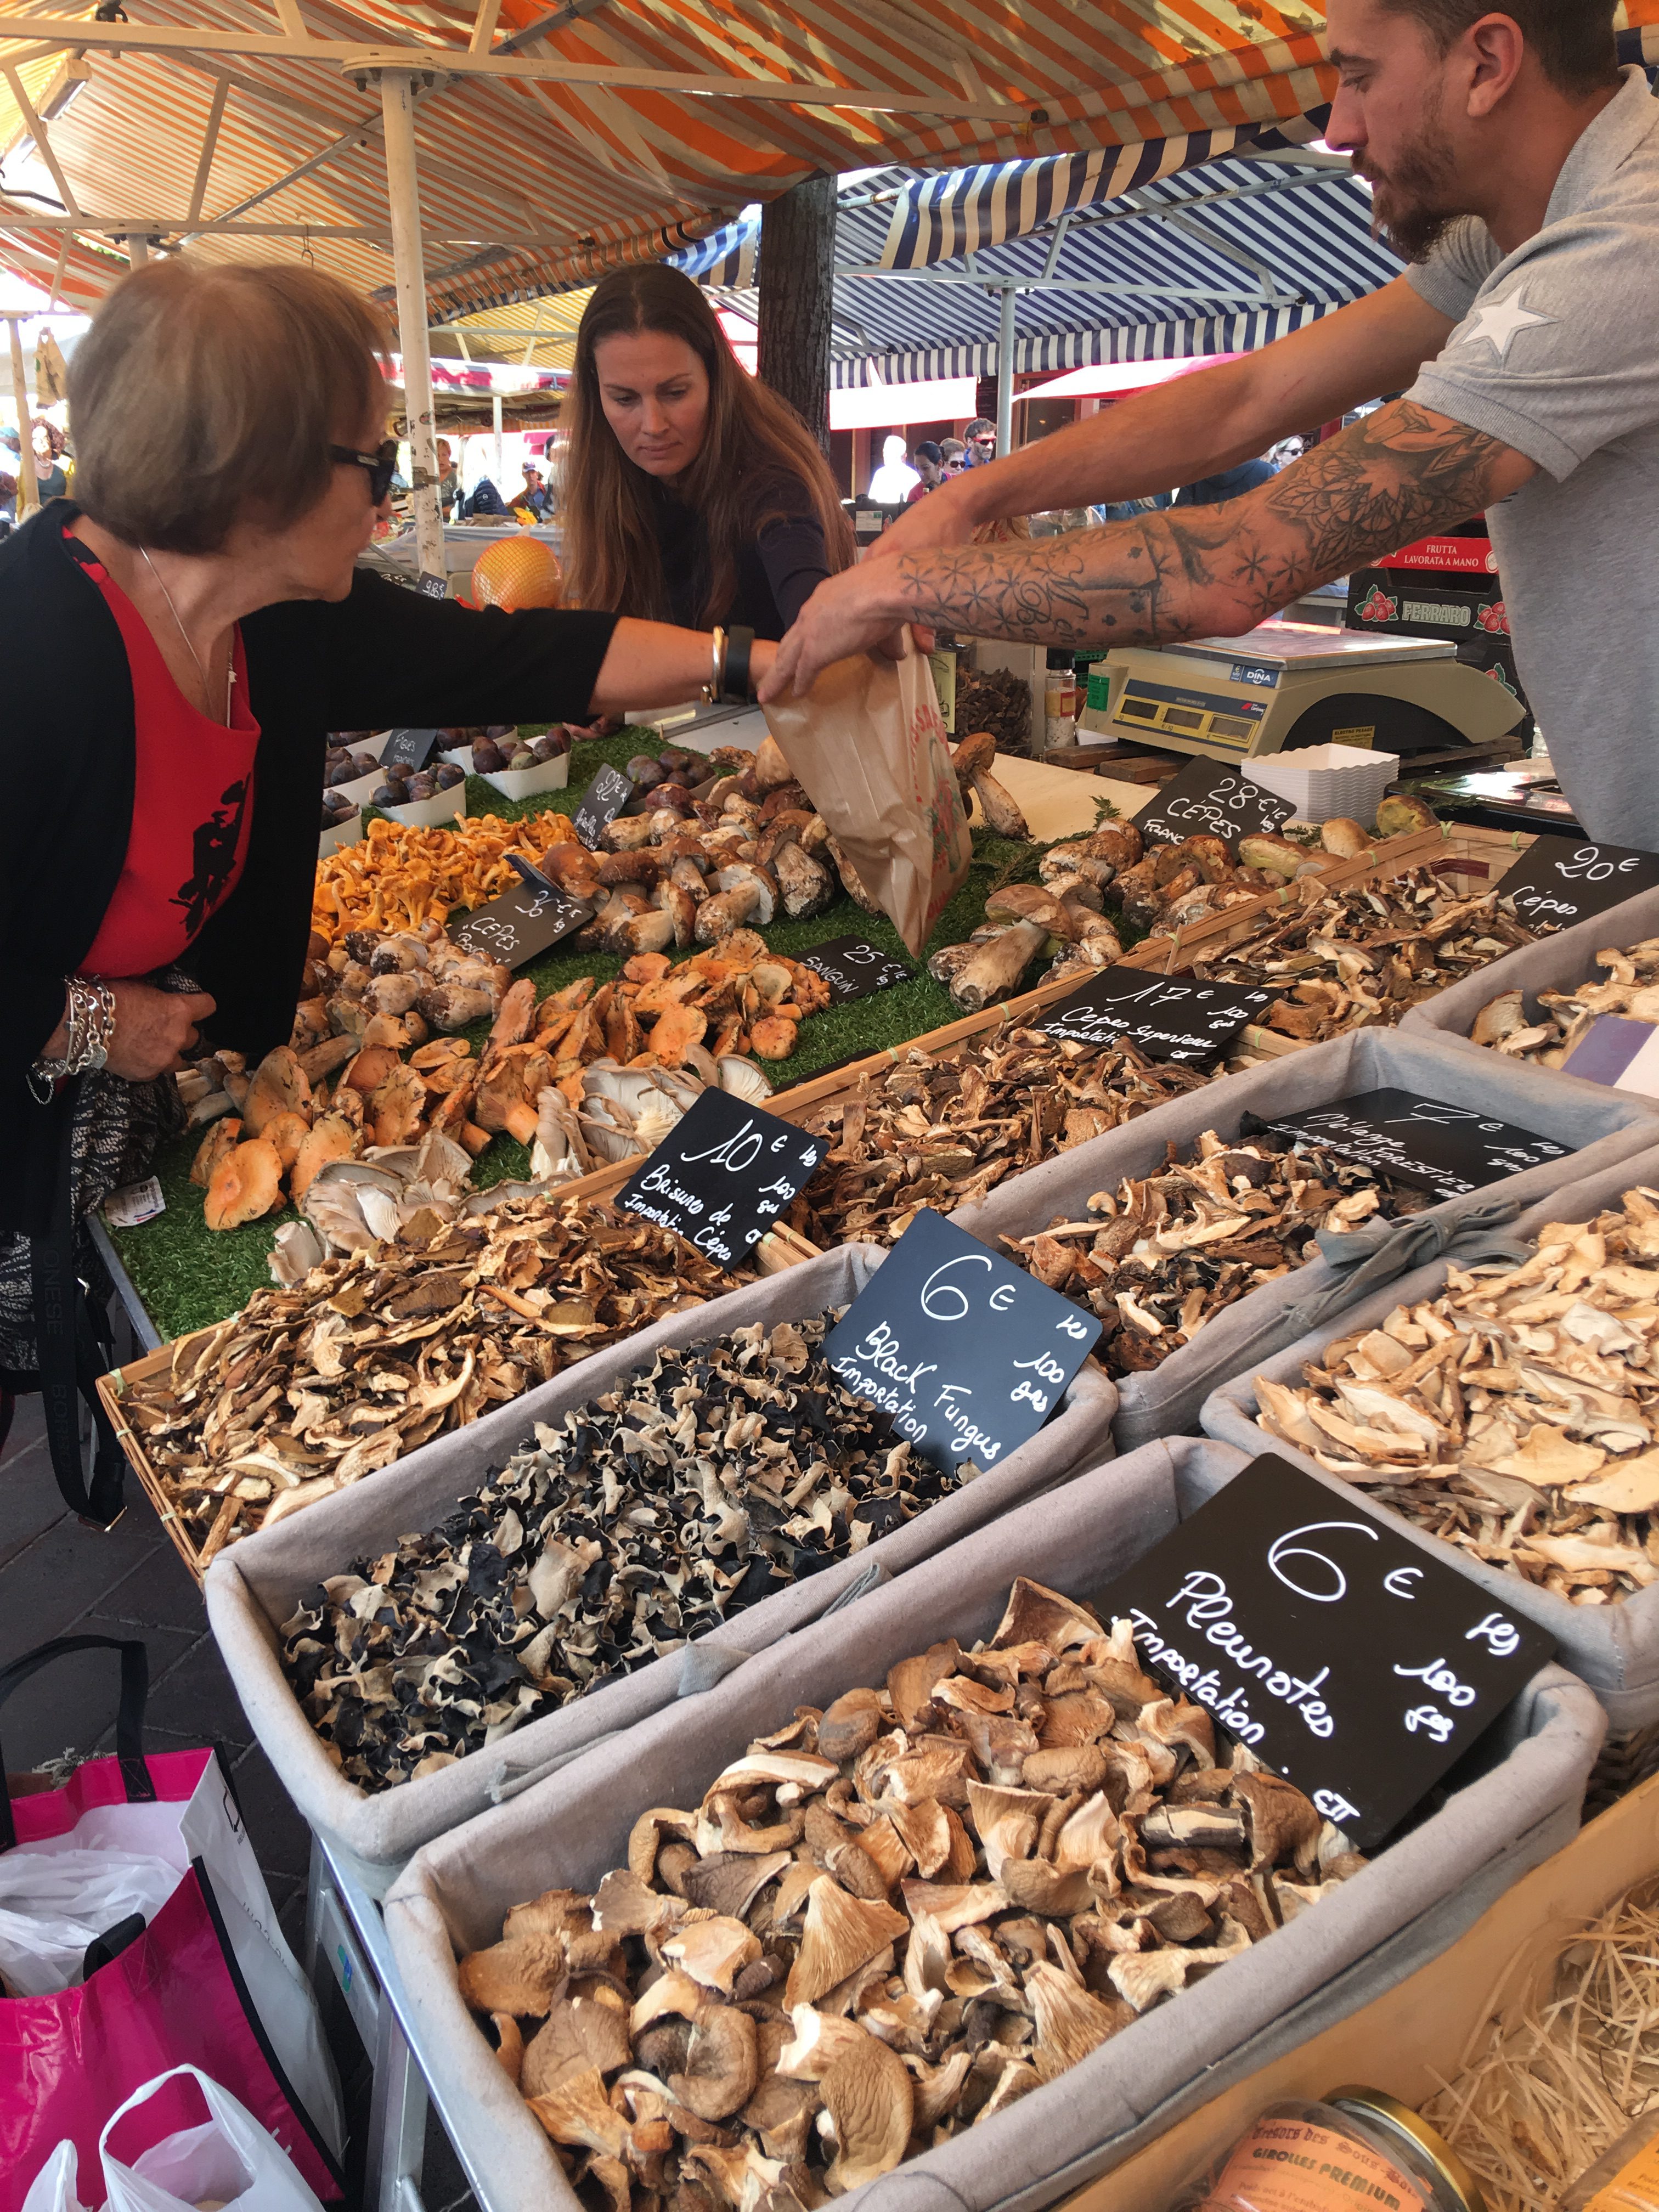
[994,283,1016,458]
[380,67,444,580]
[5,314,35,514]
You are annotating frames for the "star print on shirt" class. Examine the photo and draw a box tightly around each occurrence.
[1457,291,1556,363]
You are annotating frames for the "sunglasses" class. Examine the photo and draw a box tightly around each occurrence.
[330,438,399,503]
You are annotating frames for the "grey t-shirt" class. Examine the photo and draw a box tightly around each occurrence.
[1407,66,1659,848]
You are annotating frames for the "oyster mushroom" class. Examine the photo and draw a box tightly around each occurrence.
[662,1917,762,1994]
[527,2066,630,2160]
[821,2033,912,2191]
[1025,1960,1125,2080]
[785,1878,908,2010]
[522,1988,633,2098]
[670,2000,759,2122]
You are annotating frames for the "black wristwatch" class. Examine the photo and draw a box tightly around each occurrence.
[722,624,755,703]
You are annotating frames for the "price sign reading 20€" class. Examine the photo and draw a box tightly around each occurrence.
[823,1210,1103,1477]
[617,1087,828,1268]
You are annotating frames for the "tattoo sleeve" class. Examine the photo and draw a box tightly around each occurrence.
[888,403,1527,650]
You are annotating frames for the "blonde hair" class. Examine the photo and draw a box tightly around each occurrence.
[70,259,389,555]
[561,265,851,624]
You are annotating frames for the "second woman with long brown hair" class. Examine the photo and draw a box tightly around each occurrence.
[561,265,851,644]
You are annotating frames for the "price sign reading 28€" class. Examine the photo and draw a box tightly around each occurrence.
[616,1088,828,1268]
[822,1209,1104,1477]
[1091,1452,1554,1849]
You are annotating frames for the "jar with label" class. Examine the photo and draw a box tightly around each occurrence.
[1175,2088,1485,2212]
[1044,647,1077,747]
[1563,2111,1659,2209]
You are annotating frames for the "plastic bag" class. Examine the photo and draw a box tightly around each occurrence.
[763,640,970,958]
[0,1848,180,1996]
[21,2068,328,2212]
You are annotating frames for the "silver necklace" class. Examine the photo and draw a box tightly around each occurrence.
[138,545,234,723]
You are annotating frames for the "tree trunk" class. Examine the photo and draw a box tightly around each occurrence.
[758,171,835,453]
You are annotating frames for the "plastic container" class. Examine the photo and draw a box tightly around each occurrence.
[317,806,362,859]
[374,783,466,830]
[1045,648,1077,746]
[1243,745,1401,826]
[1176,2089,1484,2211]
[478,751,570,802]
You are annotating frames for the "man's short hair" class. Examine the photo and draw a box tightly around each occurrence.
[1380,0,1618,95]
[70,259,387,555]
[964,417,996,439]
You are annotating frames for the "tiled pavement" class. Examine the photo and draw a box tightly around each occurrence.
[1,1391,478,2211]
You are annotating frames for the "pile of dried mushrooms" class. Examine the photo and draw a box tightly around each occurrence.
[280,1317,972,1788]
[117,1197,749,1565]
[1474,935,1659,1066]
[786,1029,1209,1249]
[1254,1190,1659,1605]
[1007,1131,1424,1380]
[1187,871,1541,1043]
[456,1580,1364,2209]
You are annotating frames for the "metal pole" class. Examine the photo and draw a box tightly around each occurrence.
[492,389,503,487]
[127,235,148,267]
[995,283,1016,459]
[379,69,443,579]
[6,317,36,515]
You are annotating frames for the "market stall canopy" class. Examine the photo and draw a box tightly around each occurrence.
[0,3,1521,311]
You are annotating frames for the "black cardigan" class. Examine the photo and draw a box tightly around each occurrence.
[2,510,618,1238]
[650,468,832,640]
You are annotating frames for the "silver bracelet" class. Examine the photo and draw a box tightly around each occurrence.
[29,977,117,1102]
[701,625,727,707]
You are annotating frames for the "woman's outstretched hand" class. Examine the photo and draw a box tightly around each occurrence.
[102,983,217,1080]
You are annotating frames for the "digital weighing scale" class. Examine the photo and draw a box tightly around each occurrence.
[1081,621,1528,763]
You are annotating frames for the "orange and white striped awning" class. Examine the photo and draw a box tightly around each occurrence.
[3,3,1658,325]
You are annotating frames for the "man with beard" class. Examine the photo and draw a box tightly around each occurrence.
[763,3,1658,845]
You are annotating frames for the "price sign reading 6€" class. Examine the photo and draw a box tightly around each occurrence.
[822,1209,1103,1477]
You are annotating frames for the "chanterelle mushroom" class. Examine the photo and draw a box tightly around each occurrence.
[458,1598,1367,2200]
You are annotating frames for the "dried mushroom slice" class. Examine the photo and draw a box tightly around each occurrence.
[454,1597,1366,2208]
[1252,1185,1659,1606]
[279,1314,984,1791]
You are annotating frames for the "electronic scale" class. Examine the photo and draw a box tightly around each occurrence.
[1080,621,1528,763]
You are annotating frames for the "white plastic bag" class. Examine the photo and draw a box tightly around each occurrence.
[0,1848,181,1996]
[101,2067,326,2212]
[18,2145,88,2212]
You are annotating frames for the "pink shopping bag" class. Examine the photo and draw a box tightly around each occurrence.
[0,1637,343,2212]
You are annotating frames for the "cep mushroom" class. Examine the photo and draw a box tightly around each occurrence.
[948,921,1048,1012]
[696,864,778,943]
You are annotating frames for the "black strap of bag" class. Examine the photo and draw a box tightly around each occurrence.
[0,1633,153,1850]
[31,1074,127,1531]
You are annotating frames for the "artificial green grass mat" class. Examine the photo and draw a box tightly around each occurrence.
[107,730,1068,1342]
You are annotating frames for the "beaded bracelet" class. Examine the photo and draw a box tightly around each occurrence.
[29,977,117,1102]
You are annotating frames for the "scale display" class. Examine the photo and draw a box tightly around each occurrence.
[1085,622,1521,764]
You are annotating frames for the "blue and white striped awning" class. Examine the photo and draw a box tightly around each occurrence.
[675,141,1401,388]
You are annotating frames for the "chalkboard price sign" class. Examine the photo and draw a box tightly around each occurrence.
[1135,758,1296,853]
[574,763,636,850]
[381,726,441,773]
[447,881,592,968]
[1036,965,1276,1063]
[617,1087,828,1268]
[416,571,449,602]
[1493,834,1659,931]
[799,936,915,1003]
[1260,1088,1569,1200]
[822,1209,1103,1479]
[1092,1452,1554,1849]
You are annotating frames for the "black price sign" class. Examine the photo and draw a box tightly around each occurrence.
[447,881,592,968]
[416,571,449,602]
[1036,964,1275,1063]
[574,763,636,850]
[617,1087,828,1268]
[1135,759,1296,852]
[799,936,915,1003]
[1093,1452,1553,1849]
[822,1209,1103,1479]
[381,726,441,772]
[1494,835,1659,931]
[1261,1088,1568,1200]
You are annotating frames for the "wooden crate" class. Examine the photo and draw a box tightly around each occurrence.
[97,1211,819,1586]
[1061,1765,1659,2212]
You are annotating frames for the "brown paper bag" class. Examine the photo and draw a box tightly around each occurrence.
[763,642,972,958]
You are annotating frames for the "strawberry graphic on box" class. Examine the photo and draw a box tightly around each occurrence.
[1476,599,1510,635]
[1357,584,1398,624]
[1485,662,1520,697]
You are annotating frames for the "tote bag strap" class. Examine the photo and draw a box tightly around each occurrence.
[31,1071,129,1529]
[0,1633,153,1848]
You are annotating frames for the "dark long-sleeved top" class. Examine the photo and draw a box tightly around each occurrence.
[1,509,617,1238]
[650,467,832,640]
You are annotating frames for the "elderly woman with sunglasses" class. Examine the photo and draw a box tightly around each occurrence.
[1,259,773,1525]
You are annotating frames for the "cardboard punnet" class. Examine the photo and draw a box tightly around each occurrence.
[1202,1143,1659,1729]
[382,1434,1600,2212]
[951,1024,1659,1453]
[206,1243,1118,1894]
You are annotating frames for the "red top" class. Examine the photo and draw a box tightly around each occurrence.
[74,538,261,979]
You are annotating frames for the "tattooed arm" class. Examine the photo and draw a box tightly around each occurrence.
[760,402,1536,698]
